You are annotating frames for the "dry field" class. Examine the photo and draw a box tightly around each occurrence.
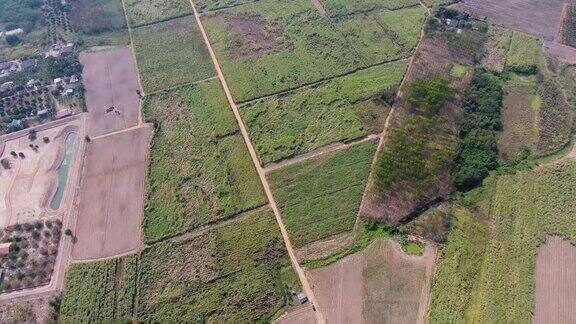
[71,125,152,260]
[0,293,59,322]
[534,236,576,324]
[306,238,436,324]
[0,120,83,227]
[80,47,142,137]
[454,0,570,41]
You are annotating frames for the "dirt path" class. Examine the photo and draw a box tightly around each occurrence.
[189,3,326,323]
[264,135,378,173]
[310,0,327,16]
[416,244,438,324]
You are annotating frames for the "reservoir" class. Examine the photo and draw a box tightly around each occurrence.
[50,133,77,210]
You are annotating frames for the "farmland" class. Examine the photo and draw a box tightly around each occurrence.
[131,16,215,93]
[505,31,545,73]
[195,0,256,12]
[142,79,266,243]
[320,0,419,17]
[201,0,420,102]
[374,6,428,51]
[241,61,406,164]
[69,0,128,38]
[481,24,512,72]
[59,255,138,323]
[535,78,572,155]
[137,209,298,323]
[268,140,376,247]
[124,0,192,27]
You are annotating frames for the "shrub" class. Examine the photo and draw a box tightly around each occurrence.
[5,35,21,46]
[406,79,454,115]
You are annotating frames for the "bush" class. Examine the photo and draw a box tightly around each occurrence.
[406,79,454,115]
[5,35,21,46]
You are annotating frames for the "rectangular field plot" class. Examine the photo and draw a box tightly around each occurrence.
[137,209,299,323]
[69,0,129,46]
[321,0,419,17]
[124,0,192,27]
[268,141,376,247]
[60,255,138,323]
[373,6,427,51]
[132,16,215,93]
[505,31,545,73]
[195,0,256,12]
[142,80,266,243]
[201,0,411,102]
[242,61,406,164]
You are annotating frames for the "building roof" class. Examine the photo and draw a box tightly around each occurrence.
[0,242,10,255]
[20,59,37,70]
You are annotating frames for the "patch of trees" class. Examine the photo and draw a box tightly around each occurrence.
[452,70,503,191]
[45,54,82,79]
[564,5,576,48]
[0,0,42,32]
[407,79,454,115]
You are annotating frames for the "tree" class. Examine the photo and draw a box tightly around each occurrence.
[1,158,10,169]
[43,136,49,143]
[84,135,91,142]
[28,129,37,141]
[64,229,72,237]
[5,35,21,46]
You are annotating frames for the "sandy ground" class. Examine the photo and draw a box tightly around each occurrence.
[0,119,82,227]
[71,125,152,261]
[276,305,317,324]
[534,235,576,324]
[80,47,141,137]
[544,41,576,65]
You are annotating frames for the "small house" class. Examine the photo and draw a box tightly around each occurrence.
[60,43,75,54]
[9,119,21,128]
[296,293,308,304]
[0,81,14,92]
[53,77,63,85]
[56,108,72,119]
[62,88,74,96]
[37,109,49,117]
[5,28,23,36]
[69,75,79,84]
[20,58,38,71]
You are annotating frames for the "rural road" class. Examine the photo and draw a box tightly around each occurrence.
[189,2,327,323]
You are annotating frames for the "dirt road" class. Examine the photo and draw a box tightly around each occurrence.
[189,2,325,323]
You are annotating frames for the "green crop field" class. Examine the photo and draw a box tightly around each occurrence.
[60,255,138,323]
[69,0,127,34]
[124,0,192,27]
[505,31,544,74]
[430,161,576,323]
[131,16,215,93]
[321,0,419,17]
[137,209,299,322]
[142,80,266,243]
[201,0,413,102]
[195,0,256,12]
[374,7,427,51]
[268,141,376,247]
[242,61,406,164]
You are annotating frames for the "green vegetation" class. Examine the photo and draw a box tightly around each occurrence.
[202,0,413,102]
[402,240,424,255]
[321,0,419,16]
[563,5,576,47]
[242,61,406,163]
[400,207,451,243]
[374,6,428,51]
[535,78,572,155]
[450,63,468,78]
[124,0,192,27]
[482,24,512,72]
[60,255,138,323]
[0,0,42,32]
[452,71,503,191]
[268,141,377,247]
[138,209,297,323]
[428,207,488,323]
[69,0,127,35]
[131,16,215,93]
[142,80,266,243]
[196,0,256,12]
[506,31,544,74]
[406,79,454,115]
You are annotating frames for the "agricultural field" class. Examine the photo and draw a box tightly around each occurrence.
[562,5,576,47]
[137,209,299,323]
[498,77,540,162]
[131,16,215,93]
[142,79,266,243]
[481,24,512,72]
[242,61,406,164]
[69,0,129,46]
[268,140,376,247]
[201,0,416,102]
[59,255,138,323]
[195,0,256,12]
[124,0,192,27]
[320,0,419,17]
[535,78,572,155]
[373,6,428,51]
[505,31,545,73]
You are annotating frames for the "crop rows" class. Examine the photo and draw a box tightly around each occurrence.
[321,0,419,17]
[124,0,192,27]
[142,79,266,243]
[505,31,544,74]
[268,140,376,247]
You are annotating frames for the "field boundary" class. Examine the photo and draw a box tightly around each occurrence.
[189,1,326,322]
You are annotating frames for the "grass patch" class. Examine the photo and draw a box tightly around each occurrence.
[195,0,256,12]
[321,0,419,17]
[241,61,406,163]
[427,207,488,323]
[131,16,215,93]
[201,0,411,101]
[137,209,297,323]
[142,80,266,243]
[59,255,138,323]
[402,240,424,255]
[374,6,428,51]
[482,24,512,72]
[268,141,376,247]
[69,0,127,34]
[124,0,192,27]
[450,63,467,78]
[535,78,572,155]
[505,31,544,74]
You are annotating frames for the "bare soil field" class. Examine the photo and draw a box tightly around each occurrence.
[454,0,571,41]
[0,120,83,227]
[307,238,436,324]
[544,41,576,65]
[80,47,141,137]
[71,125,152,260]
[534,235,576,324]
[0,293,58,322]
[276,305,317,324]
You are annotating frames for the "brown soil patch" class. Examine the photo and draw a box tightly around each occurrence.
[534,235,576,324]
[544,41,576,65]
[80,47,141,137]
[0,293,58,323]
[218,13,291,60]
[453,0,569,41]
[276,305,317,324]
[72,125,152,260]
[307,238,436,324]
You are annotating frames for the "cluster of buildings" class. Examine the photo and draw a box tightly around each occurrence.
[0,58,39,79]
[44,43,75,59]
